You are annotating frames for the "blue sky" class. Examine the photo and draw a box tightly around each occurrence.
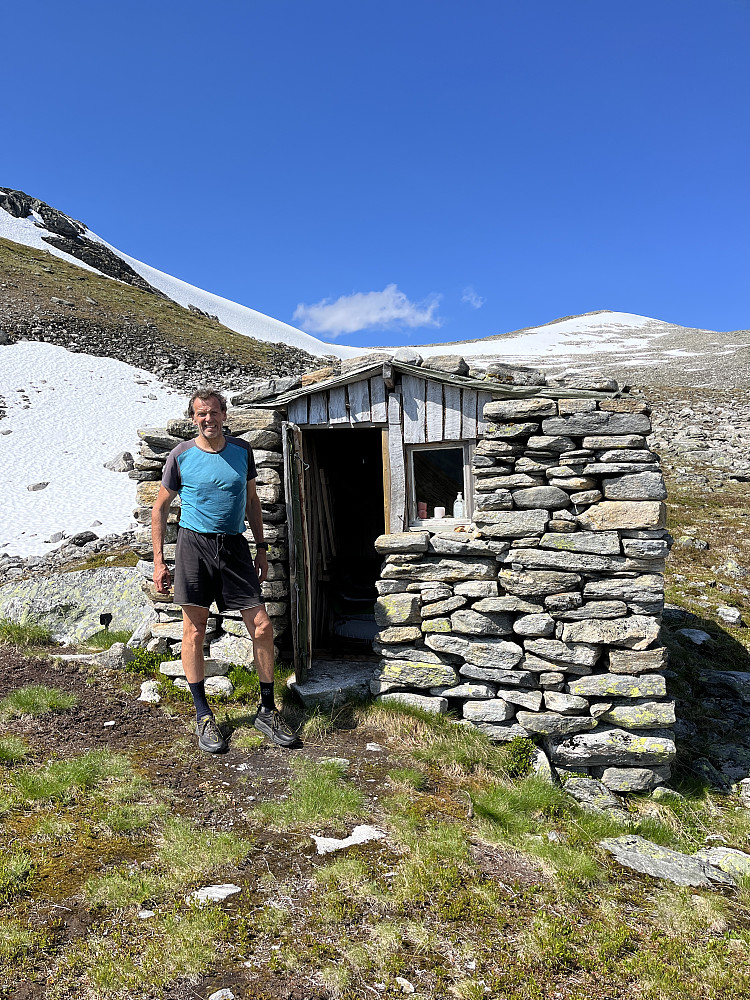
[3,0,749,346]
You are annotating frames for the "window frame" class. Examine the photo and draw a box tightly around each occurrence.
[406,440,474,530]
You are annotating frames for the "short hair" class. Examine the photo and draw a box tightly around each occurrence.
[188,389,228,418]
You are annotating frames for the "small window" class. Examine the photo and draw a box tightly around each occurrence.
[408,443,472,526]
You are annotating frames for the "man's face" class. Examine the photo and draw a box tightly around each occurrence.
[192,397,225,440]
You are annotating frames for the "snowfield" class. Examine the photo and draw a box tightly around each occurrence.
[0,342,185,557]
[0,208,363,360]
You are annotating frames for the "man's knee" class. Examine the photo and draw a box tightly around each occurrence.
[182,613,208,644]
[243,607,272,642]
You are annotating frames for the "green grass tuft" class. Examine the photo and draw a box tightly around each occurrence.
[0,736,29,766]
[0,685,78,720]
[0,617,53,649]
[84,629,132,650]
[255,756,365,829]
[7,750,133,807]
[0,848,35,904]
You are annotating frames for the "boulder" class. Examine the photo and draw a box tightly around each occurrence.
[104,451,134,473]
[600,836,735,888]
[546,726,676,767]
[0,567,150,644]
[420,354,469,375]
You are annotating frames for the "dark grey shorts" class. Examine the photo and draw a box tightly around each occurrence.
[173,527,264,612]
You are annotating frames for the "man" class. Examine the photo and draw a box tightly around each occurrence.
[151,388,299,753]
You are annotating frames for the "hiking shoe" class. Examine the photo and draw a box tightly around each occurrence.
[196,714,228,753]
[254,707,300,748]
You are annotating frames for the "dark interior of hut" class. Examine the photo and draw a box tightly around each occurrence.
[301,427,385,654]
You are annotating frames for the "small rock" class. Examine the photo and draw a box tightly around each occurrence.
[188,884,242,905]
[205,676,234,698]
[717,606,742,625]
[208,991,235,1000]
[137,909,155,919]
[395,977,415,995]
[311,825,386,855]
[138,680,161,703]
[677,628,712,645]
[27,482,49,492]
[600,835,736,888]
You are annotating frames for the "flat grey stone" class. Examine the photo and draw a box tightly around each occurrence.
[554,601,627,621]
[694,847,750,877]
[494,687,544,711]
[599,765,671,792]
[459,664,534,686]
[160,658,229,679]
[576,501,667,532]
[375,532,430,554]
[512,613,555,637]
[288,660,375,709]
[523,639,601,668]
[484,399,556,421]
[512,487,570,510]
[450,609,514,636]
[370,659,458,693]
[462,699,516,723]
[565,777,628,818]
[544,691,589,714]
[568,673,666,699]
[547,726,676,767]
[607,647,668,674]
[421,596,466,617]
[378,692,448,714]
[381,557,497,582]
[599,835,736,888]
[583,576,664,603]
[561,616,660,650]
[498,570,582,597]
[603,473,667,501]
[677,628,712,645]
[454,581,499,597]
[374,594,421,627]
[517,712,596,736]
[473,596,542,614]
[473,509,550,538]
[484,421,541,439]
[699,670,750,702]
[596,699,675,729]
[542,413,651,436]
[372,643,442,663]
[539,531,621,555]
[428,534,494,556]
[210,633,254,665]
[430,682,496,699]
[470,721,530,742]
[504,547,654,575]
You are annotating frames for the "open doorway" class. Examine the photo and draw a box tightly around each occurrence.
[301,427,385,656]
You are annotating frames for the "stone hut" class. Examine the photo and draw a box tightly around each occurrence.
[131,354,673,792]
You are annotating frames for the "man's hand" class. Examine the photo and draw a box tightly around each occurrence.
[153,560,172,594]
[254,549,269,584]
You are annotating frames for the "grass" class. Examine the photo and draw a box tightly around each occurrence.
[0,684,78,719]
[0,847,35,903]
[84,815,252,908]
[0,617,53,649]
[84,629,132,650]
[0,736,29,765]
[4,749,133,809]
[254,756,365,829]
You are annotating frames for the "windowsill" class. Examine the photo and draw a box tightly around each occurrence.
[408,518,472,531]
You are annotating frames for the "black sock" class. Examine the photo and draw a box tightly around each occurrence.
[259,682,275,712]
[188,680,211,721]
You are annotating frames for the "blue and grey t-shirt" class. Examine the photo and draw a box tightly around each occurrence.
[162,437,257,534]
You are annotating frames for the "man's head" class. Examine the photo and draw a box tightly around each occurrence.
[188,390,227,445]
[188,389,227,418]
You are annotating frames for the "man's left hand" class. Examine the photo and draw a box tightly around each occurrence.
[254,549,269,584]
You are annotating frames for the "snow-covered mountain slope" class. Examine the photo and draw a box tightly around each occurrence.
[0,342,186,558]
[0,199,361,360]
[418,310,750,388]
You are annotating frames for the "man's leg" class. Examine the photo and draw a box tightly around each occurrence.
[182,605,227,753]
[241,605,299,747]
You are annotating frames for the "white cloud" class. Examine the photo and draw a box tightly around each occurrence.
[293,284,443,338]
[462,286,485,309]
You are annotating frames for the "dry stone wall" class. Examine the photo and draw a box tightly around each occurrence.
[372,392,673,792]
[130,407,289,671]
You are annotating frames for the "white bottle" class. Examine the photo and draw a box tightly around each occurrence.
[453,492,464,518]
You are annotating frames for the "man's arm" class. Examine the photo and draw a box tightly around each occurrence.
[152,484,178,593]
[245,478,268,584]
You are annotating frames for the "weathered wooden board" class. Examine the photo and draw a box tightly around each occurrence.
[477,391,493,436]
[370,376,387,423]
[426,380,443,442]
[288,397,308,425]
[387,390,406,532]
[443,384,462,440]
[402,375,426,444]
[348,379,371,423]
[282,423,311,681]
[461,388,477,439]
[308,392,328,425]
[328,386,347,424]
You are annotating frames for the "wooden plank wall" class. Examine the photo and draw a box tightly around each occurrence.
[288,375,490,441]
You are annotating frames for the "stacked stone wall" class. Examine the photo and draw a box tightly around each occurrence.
[372,392,673,792]
[130,407,289,667]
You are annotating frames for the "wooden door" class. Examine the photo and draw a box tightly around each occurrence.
[282,423,312,681]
